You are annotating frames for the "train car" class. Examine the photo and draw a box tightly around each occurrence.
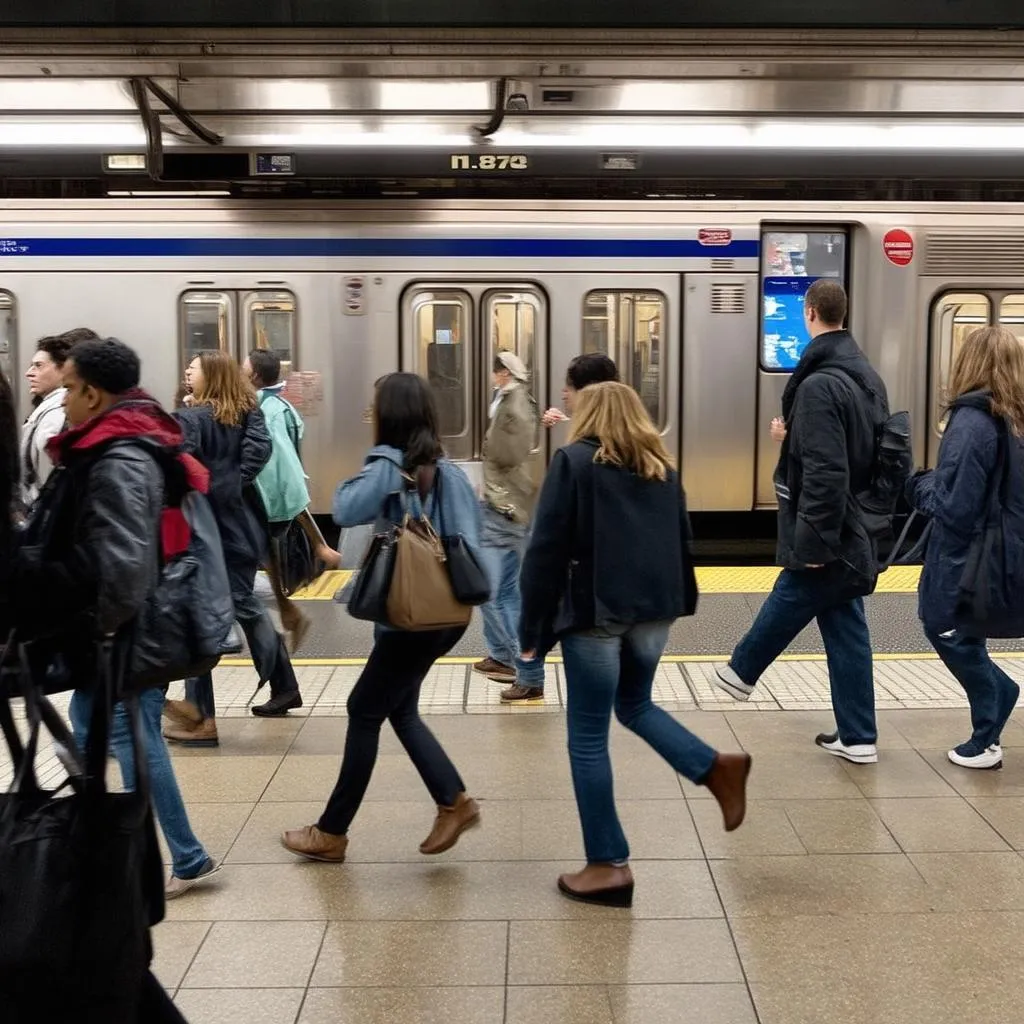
[0,198,1021,521]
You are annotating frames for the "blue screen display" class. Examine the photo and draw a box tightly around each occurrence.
[762,277,821,371]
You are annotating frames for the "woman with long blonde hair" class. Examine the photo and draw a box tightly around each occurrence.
[907,326,1024,769]
[163,350,302,748]
[519,381,751,907]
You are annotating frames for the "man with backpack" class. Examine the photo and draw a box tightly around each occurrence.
[714,280,909,764]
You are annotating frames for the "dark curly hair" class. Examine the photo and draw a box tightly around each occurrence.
[68,337,140,395]
[36,326,100,369]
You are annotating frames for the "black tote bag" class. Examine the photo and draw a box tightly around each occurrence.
[347,527,400,624]
[435,464,491,606]
[0,638,164,1022]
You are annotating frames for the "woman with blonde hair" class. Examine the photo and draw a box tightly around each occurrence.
[519,381,751,907]
[907,326,1024,769]
[163,350,302,748]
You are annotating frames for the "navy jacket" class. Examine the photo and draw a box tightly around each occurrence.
[518,439,697,651]
[907,391,1024,634]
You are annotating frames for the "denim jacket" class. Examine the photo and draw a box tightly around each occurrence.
[333,445,483,551]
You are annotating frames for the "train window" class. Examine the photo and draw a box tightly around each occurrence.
[582,290,666,427]
[1000,294,1024,342]
[179,291,231,370]
[0,291,14,383]
[412,291,470,441]
[931,292,991,433]
[243,290,297,376]
[486,290,542,406]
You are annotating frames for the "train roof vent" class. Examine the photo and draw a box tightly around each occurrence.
[710,282,747,314]
[710,258,735,271]
[925,234,1024,277]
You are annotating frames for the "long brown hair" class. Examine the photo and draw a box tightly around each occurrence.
[569,380,674,481]
[948,326,1024,436]
[193,350,256,426]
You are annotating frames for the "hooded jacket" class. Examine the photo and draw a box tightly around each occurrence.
[482,381,538,525]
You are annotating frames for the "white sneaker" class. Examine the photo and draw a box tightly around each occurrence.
[713,664,754,702]
[948,744,1003,770]
[815,731,878,764]
[165,858,221,900]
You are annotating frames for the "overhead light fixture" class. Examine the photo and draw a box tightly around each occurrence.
[107,189,232,197]
[104,153,147,171]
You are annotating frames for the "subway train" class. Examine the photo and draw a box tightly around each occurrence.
[0,198,1021,521]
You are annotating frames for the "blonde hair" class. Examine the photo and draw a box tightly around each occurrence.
[948,326,1024,436]
[569,381,674,481]
[194,350,257,426]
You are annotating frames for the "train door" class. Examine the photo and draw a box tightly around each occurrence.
[927,289,1024,466]
[401,282,547,490]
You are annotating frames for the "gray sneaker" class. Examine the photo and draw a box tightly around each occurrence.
[165,857,221,900]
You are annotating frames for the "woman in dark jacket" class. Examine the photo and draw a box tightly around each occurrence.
[907,326,1024,770]
[519,381,751,908]
[162,350,301,746]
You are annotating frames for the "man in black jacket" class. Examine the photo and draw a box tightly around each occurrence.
[714,280,884,764]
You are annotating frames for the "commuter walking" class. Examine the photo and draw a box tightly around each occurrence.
[282,373,482,863]
[473,351,539,684]
[163,351,302,746]
[908,326,1024,769]
[20,327,99,507]
[519,381,751,908]
[714,280,888,764]
[504,352,619,705]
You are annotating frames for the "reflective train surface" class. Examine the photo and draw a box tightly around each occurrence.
[0,198,1022,516]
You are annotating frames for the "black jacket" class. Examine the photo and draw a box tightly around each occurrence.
[519,439,697,651]
[175,405,271,569]
[775,330,888,577]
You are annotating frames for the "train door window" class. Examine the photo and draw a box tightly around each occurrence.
[180,291,232,370]
[1000,294,1024,342]
[485,289,542,406]
[412,290,471,447]
[242,290,297,376]
[930,292,991,433]
[0,291,14,382]
[582,290,666,427]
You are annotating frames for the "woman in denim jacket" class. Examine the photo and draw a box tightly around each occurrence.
[282,372,484,863]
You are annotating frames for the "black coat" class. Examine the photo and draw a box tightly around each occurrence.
[775,329,887,578]
[907,392,1024,634]
[519,439,697,652]
[175,405,271,570]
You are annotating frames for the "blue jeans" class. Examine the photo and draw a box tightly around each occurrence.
[69,687,209,879]
[561,621,717,864]
[479,543,523,668]
[926,627,1020,749]
[730,567,877,745]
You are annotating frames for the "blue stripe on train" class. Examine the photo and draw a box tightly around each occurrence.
[0,237,760,258]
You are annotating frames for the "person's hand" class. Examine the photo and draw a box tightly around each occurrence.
[316,543,342,569]
[520,650,537,661]
[541,407,568,428]
[182,392,195,407]
[770,417,786,442]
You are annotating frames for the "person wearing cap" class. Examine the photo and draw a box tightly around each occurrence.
[473,351,540,692]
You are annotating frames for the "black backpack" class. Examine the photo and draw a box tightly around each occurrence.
[818,366,914,570]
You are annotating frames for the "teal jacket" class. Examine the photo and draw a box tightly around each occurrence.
[254,387,309,523]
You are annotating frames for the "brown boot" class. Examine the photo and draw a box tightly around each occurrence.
[557,863,634,908]
[162,698,202,729]
[419,793,480,855]
[163,717,219,748]
[281,824,348,863]
[703,752,752,831]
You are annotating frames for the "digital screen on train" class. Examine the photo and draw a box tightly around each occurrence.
[761,231,847,371]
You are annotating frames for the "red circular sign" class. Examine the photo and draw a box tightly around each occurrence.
[883,228,914,266]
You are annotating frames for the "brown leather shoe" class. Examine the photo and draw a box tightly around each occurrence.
[472,658,515,681]
[419,793,480,855]
[281,824,348,863]
[163,717,219,748]
[703,752,753,831]
[162,698,202,729]
[558,863,634,908]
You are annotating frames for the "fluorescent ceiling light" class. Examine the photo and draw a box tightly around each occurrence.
[378,81,491,110]
[107,190,232,197]
[0,79,136,111]
[0,118,146,146]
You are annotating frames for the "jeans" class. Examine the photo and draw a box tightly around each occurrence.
[319,626,467,835]
[69,687,209,880]
[517,652,546,689]
[730,566,877,746]
[479,543,523,668]
[561,621,717,864]
[186,561,299,719]
[926,627,1020,749]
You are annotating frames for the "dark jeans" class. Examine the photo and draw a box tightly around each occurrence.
[561,621,717,864]
[185,562,299,719]
[926,627,1020,749]
[730,566,877,745]
[318,626,467,835]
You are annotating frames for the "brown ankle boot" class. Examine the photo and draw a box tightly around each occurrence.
[281,824,348,863]
[163,717,219,748]
[419,793,480,855]
[162,698,202,729]
[703,752,752,831]
[557,863,634,908]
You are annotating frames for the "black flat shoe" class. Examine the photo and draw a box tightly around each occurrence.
[252,691,303,717]
[557,875,634,908]
[557,864,635,908]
